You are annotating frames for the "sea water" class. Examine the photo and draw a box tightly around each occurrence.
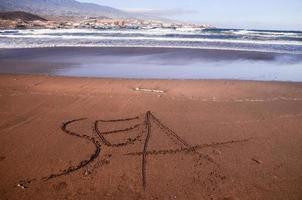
[0,28,302,81]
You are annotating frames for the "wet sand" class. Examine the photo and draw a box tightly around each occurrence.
[1,47,302,81]
[0,74,302,199]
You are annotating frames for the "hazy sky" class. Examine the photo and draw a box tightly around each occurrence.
[78,0,302,30]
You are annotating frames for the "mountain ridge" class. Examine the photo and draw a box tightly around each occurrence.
[0,0,133,19]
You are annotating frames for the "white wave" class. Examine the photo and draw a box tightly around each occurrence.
[1,42,302,55]
[3,28,301,40]
[232,30,252,35]
[1,34,302,46]
[229,29,302,38]
[1,28,202,36]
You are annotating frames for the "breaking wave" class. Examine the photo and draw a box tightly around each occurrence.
[0,28,301,54]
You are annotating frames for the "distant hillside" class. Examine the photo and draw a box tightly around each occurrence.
[0,0,131,19]
[0,11,47,21]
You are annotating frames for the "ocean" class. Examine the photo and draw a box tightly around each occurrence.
[0,28,302,53]
[0,28,302,81]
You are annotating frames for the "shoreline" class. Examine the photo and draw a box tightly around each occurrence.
[1,45,301,55]
[1,47,302,82]
[1,73,302,84]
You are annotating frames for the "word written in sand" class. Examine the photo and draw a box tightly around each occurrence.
[18,111,250,189]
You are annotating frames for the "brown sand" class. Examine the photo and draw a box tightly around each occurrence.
[0,74,302,200]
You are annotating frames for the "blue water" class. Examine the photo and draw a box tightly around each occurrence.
[0,28,302,81]
[0,28,302,54]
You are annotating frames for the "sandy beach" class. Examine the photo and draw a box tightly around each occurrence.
[0,74,302,199]
[1,0,302,199]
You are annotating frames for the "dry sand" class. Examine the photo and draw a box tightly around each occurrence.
[0,74,302,200]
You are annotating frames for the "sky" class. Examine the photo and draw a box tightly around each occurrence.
[78,0,302,31]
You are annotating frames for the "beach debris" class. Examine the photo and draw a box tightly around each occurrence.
[17,178,36,189]
[17,183,26,189]
[17,180,31,189]
[134,87,164,93]
[252,158,262,164]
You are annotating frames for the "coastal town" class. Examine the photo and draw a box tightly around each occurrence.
[0,11,213,30]
[64,17,213,30]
